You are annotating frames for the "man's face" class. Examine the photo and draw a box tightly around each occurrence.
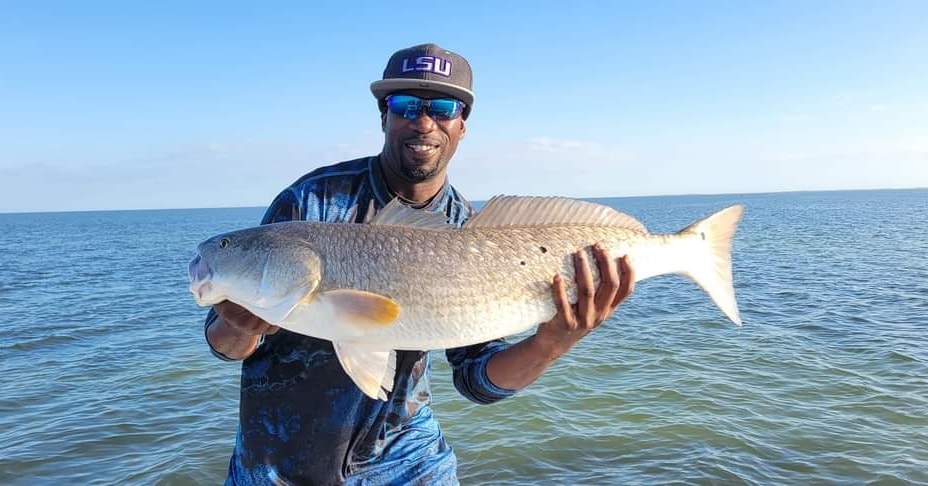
[380,89,467,184]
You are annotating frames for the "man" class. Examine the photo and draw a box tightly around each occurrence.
[204,43,634,485]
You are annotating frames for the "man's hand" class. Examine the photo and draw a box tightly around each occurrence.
[213,301,280,336]
[207,301,280,360]
[534,244,635,357]
[485,244,635,390]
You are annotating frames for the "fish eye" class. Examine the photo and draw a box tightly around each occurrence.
[218,238,230,249]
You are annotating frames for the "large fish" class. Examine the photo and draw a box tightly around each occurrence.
[189,196,744,400]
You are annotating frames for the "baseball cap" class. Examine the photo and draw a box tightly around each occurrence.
[370,43,474,119]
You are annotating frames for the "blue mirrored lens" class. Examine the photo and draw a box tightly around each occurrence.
[387,95,422,119]
[425,99,461,119]
[386,95,463,120]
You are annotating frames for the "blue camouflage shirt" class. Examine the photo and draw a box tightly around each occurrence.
[205,156,517,485]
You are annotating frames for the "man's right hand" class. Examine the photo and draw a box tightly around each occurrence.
[213,301,280,336]
[207,301,280,360]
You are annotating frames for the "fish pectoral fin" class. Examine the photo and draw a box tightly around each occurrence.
[317,289,401,327]
[248,287,313,324]
[333,342,397,400]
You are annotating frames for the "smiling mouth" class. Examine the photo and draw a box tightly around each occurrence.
[405,142,439,155]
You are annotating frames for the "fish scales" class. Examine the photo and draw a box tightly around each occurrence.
[189,196,744,399]
[281,222,658,350]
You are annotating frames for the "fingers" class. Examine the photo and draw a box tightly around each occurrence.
[214,300,255,318]
[550,274,573,329]
[212,300,275,336]
[611,255,636,308]
[591,244,621,321]
[540,246,634,351]
[577,245,635,326]
[574,250,596,330]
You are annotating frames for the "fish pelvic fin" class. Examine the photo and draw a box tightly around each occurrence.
[680,205,745,326]
[333,343,396,400]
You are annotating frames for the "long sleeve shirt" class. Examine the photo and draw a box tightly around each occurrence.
[204,156,517,485]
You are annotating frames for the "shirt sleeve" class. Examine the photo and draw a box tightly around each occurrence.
[261,186,304,225]
[203,186,304,361]
[445,340,519,404]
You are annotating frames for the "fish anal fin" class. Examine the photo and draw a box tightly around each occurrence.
[333,343,397,400]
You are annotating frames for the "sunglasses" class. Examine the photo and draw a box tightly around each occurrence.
[385,94,465,121]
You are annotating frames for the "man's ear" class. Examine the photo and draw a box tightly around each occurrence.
[459,118,466,139]
[381,112,387,132]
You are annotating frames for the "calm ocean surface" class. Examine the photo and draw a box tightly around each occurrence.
[1,189,926,485]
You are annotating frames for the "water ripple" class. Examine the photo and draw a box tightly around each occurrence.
[2,192,928,484]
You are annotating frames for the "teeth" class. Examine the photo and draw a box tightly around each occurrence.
[407,144,437,153]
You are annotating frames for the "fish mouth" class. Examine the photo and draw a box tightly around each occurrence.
[188,254,214,305]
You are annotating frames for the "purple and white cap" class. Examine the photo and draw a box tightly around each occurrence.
[370,43,474,118]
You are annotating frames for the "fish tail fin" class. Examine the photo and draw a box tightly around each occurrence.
[679,205,744,325]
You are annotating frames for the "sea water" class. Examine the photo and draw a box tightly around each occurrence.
[1,189,926,484]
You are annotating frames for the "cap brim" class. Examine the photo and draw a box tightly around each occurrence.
[370,79,474,108]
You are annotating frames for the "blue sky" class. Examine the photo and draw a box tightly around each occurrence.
[1,1,926,212]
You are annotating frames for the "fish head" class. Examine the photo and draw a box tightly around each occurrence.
[188,225,324,321]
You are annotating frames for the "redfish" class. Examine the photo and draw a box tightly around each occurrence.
[189,196,744,400]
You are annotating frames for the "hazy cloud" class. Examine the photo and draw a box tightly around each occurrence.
[527,137,601,153]
[780,114,811,122]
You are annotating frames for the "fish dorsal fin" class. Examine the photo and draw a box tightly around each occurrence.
[333,342,397,400]
[466,195,648,232]
[369,198,453,229]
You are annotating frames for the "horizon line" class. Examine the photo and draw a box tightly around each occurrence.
[1,186,925,216]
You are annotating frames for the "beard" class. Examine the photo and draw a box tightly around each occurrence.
[398,150,443,182]
[401,163,439,181]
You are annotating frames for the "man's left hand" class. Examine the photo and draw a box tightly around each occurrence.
[533,244,635,357]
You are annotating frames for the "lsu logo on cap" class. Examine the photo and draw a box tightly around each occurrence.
[401,56,452,77]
